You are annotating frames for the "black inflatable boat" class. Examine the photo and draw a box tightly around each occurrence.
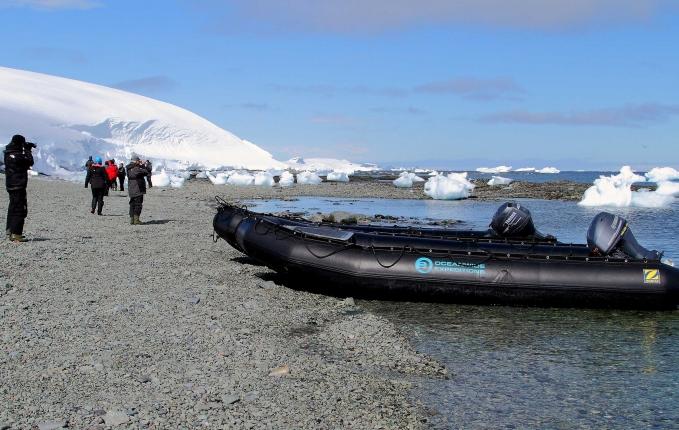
[213,201,679,309]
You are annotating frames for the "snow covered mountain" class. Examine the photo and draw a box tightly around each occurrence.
[0,66,283,175]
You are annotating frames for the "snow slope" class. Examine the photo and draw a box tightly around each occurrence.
[0,67,283,175]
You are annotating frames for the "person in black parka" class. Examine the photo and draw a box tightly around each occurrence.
[4,134,35,242]
[84,156,109,215]
[117,162,126,192]
[126,156,149,225]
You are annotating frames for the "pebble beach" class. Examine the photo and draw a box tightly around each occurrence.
[0,176,450,429]
[0,175,597,428]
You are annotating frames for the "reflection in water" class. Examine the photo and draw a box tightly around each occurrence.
[364,302,679,429]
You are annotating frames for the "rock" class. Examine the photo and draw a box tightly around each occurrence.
[268,364,290,377]
[340,297,355,306]
[258,281,277,290]
[221,394,240,405]
[188,296,200,305]
[103,411,130,426]
[37,420,67,430]
[136,374,152,383]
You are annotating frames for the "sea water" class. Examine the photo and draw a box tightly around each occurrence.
[250,197,679,429]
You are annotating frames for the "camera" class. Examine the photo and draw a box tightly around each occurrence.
[25,142,37,150]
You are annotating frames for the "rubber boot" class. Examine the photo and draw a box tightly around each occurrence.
[133,215,142,225]
[130,216,135,225]
[10,233,28,243]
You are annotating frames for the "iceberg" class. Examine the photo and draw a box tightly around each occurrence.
[227,172,255,186]
[514,167,536,172]
[476,165,512,174]
[286,157,378,174]
[326,171,350,182]
[393,171,425,188]
[424,172,475,200]
[0,66,283,178]
[656,181,679,196]
[645,167,679,183]
[536,167,560,174]
[296,171,322,185]
[487,176,513,186]
[254,171,275,187]
[278,171,295,187]
[579,166,674,208]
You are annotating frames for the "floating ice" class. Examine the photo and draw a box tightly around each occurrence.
[424,172,475,200]
[278,171,295,187]
[579,166,673,208]
[514,167,536,172]
[227,172,255,186]
[536,167,560,174]
[326,171,350,182]
[393,172,425,188]
[656,181,679,196]
[296,171,322,185]
[254,171,275,187]
[487,176,513,186]
[645,167,679,183]
[476,165,512,174]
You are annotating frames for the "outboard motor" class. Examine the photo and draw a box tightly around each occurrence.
[587,212,661,260]
[490,202,538,238]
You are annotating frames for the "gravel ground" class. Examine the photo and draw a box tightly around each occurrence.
[0,176,447,429]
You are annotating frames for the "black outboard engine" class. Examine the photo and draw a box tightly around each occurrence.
[587,212,661,260]
[491,202,538,238]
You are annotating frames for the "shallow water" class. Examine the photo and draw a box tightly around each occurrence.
[252,197,679,428]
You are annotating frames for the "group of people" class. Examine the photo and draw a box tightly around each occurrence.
[84,155,153,224]
[3,134,156,243]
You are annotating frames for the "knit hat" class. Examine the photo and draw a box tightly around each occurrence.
[94,156,103,164]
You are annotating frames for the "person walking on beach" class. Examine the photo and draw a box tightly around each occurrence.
[85,156,93,169]
[126,156,149,225]
[144,159,153,188]
[84,156,109,215]
[117,162,126,192]
[4,135,35,242]
[105,160,119,191]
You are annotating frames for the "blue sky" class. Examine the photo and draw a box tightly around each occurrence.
[1,0,678,169]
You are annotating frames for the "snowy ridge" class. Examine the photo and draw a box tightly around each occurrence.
[0,66,283,175]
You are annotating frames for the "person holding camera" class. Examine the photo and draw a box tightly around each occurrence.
[126,156,150,225]
[4,135,35,242]
[84,156,109,215]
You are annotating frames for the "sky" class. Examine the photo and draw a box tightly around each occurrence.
[1,0,678,170]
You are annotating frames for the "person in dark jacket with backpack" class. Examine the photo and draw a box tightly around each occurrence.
[84,156,109,215]
[126,156,149,225]
[4,134,35,242]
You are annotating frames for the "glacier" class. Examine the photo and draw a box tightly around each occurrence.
[0,66,284,176]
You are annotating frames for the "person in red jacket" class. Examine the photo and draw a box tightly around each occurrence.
[105,160,119,191]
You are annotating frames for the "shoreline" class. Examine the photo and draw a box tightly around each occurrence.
[0,176,446,429]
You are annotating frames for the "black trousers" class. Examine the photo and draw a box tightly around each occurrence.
[119,176,125,191]
[129,195,143,216]
[91,188,105,213]
[6,188,28,235]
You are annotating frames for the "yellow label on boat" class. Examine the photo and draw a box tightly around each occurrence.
[643,269,660,284]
